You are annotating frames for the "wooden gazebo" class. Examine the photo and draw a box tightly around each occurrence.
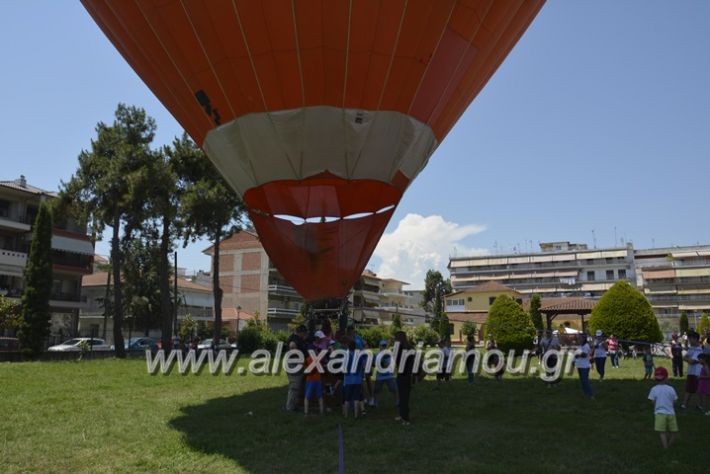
[539,297,597,332]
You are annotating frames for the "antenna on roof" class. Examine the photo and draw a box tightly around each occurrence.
[591,229,597,249]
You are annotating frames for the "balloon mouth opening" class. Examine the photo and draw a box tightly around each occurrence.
[243,173,404,226]
[255,204,397,226]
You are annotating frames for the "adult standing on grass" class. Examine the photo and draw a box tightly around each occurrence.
[394,331,414,425]
[286,325,308,412]
[592,329,607,380]
[680,331,702,411]
[543,330,562,387]
[670,333,684,378]
[607,334,620,369]
[648,367,679,449]
[574,334,593,399]
[465,335,477,384]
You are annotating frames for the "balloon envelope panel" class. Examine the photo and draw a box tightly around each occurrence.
[81,0,545,300]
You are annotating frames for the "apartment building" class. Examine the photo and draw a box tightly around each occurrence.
[352,271,427,326]
[204,229,302,332]
[449,241,636,298]
[635,245,710,326]
[79,270,213,343]
[207,230,428,331]
[0,176,93,338]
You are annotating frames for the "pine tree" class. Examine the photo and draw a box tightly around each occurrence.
[18,202,53,356]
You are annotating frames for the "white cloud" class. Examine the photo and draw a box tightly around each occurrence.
[371,213,488,289]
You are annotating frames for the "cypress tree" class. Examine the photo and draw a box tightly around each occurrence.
[529,293,544,331]
[679,311,689,334]
[18,201,54,356]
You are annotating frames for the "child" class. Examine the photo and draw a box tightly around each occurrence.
[372,340,398,407]
[304,352,324,416]
[698,354,710,415]
[681,331,703,410]
[648,367,679,449]
[642,346,654,380]
[343,340,364,419]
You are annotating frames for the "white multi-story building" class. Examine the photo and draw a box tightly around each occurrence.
[0,176,94,339]
[449,241,636,298]
[635,245,710,326]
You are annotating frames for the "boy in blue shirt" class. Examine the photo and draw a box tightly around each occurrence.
[343,339,364,418]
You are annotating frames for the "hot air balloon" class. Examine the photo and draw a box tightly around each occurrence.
[81,0,544,301]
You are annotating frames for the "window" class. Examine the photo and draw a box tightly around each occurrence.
[489,296,497,305]
[587,271,595,281]
[606,270,614,280]
[618,269,627,279]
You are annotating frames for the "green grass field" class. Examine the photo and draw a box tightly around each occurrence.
[1,354,707,473]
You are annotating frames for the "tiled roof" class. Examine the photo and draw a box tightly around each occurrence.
[222,307,256,320]
[447,311,488,323]
[82,272,212,292]
[0,179,57,197]
[538,297,597,313]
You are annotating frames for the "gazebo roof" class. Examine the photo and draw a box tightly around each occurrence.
[539,297,597,315]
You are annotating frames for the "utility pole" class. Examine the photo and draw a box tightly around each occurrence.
[173,251,178,336]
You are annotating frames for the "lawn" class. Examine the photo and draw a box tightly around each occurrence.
[0,354,707,473]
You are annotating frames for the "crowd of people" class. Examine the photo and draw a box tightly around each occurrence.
[283,320,710,442]
[284,322,415,425]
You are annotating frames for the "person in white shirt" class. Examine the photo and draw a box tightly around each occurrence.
[574,334,593,399]
[592,329,608,380]
[681,331,703,410]
[648,366,678,449]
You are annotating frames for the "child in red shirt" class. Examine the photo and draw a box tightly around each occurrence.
[304,354,324,415]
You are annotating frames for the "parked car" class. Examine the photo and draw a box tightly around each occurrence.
[0,337,20,352]
[47,338,111,352]
[156,336,181,350]
[197,338,231,350]
[110,337,159,352]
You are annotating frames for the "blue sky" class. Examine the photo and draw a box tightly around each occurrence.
[1,1,709,288]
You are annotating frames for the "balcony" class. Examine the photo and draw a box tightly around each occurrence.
[0,215,31,233]
[267,307,300,317]
[50,292,89,310]
[267,283,298,296]
[0,249,27,268]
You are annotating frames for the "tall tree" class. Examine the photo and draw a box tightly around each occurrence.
[679,311,689,334]
[18,202,53,356]
[60,104,157,358]
[140,146,181,350]
[172,134,245,343]
[529,294,544,331]
[422,270,452,335]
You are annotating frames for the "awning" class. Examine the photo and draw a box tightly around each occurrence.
[0,264,23,277]
[52,235,94,256]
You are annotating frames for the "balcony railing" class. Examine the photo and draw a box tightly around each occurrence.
[267,283,298,295]
[267,307,300,316]
[50,292,88,303]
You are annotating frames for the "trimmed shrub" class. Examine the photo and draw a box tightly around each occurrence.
[359,325,390,348]
[589,281,662,342]
[413,325,440,347]
[462,321,477,339]
[698,313,710,334]
[236,327,262,354]
[486,294,535,354]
